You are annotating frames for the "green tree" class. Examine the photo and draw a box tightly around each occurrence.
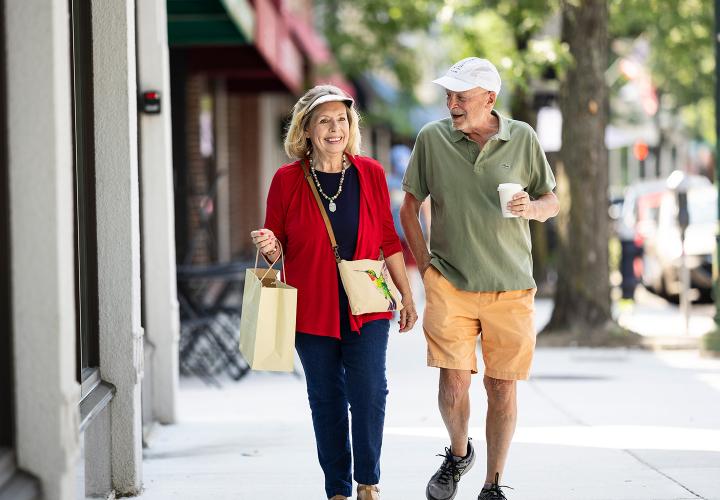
[609,0,714,143]
[542,0,617,341]
[436,1,569,123]
[314,0,446,135]
[315,0,569,137]
[316,0,442,89]
[545,0,712,342]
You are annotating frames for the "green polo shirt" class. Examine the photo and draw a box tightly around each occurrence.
[403,111,556,292]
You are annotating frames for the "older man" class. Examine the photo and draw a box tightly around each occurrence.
[400,57,559,500]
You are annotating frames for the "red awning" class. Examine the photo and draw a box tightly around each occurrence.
[254,0,303,93]
[289,18,331,65]
[179,0,354,97]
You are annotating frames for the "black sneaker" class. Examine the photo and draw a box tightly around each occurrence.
[477,473,513,499]
[425,438,476,500]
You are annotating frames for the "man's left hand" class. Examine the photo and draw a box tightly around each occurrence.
[508,191,534,220]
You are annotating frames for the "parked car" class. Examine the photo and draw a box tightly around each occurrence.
[615,180,678,299]
[641,184,717,302]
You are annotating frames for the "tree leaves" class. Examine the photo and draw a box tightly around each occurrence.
[609,0,714,142]
[317,0,442,88]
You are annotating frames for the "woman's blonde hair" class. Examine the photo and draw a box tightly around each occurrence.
[284,84,361,160]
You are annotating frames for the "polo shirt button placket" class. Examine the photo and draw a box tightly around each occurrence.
[474,159,483,174]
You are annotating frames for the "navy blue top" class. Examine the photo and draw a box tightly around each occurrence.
[313,164,359,327]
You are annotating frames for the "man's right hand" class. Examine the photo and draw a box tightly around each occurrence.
[420,262,432,279]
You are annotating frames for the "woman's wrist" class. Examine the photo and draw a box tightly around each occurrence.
[261,238,279,257]
[264,248,279,259]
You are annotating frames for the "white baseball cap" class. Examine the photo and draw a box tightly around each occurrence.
[432,57,501,94]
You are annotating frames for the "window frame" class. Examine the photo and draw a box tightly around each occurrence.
[0,0,14,448]
[70,0,100,389]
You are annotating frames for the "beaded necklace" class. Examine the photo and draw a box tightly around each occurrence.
[309,154,349,213]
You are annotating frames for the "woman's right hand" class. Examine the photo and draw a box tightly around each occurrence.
[250,228,278,256]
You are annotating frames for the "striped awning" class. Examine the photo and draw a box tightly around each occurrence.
[167,0,255,46]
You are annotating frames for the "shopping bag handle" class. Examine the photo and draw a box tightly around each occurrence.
[254,242,286,283]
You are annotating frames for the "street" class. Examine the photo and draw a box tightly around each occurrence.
[137,277,720,500]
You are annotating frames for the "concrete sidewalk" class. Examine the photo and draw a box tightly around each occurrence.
[615,286,716,348]
[137,294,720,499]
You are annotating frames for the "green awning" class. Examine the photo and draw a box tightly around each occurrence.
[167,0,255,46]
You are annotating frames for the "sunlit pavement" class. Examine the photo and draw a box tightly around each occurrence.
[137,272,720,500]
[615,285,716,345]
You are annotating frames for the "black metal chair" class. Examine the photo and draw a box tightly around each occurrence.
[176,261,254,385]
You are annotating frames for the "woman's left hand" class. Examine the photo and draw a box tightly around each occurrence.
[398,296,418,333]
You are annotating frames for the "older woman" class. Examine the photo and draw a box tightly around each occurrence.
[251,85,417,500]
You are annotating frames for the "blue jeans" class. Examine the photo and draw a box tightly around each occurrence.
[295,319,390,499]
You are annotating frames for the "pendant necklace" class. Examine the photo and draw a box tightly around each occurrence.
[310,154,348,213]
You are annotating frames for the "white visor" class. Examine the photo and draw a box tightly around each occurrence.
[307,94,354,113]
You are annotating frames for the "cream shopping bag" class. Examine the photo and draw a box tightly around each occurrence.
[238,247,297,372]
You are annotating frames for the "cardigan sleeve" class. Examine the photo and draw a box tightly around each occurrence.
[376,165,403,258]
[263,170,287,249]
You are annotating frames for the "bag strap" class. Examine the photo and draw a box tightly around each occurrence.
[301,158,342,263]
[254,242,286,282]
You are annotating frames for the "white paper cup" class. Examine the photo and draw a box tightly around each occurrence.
[497,183,523,218]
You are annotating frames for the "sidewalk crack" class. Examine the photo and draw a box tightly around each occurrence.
[624,450,706,500]
[529,380,707,499]
[528,379,587,425]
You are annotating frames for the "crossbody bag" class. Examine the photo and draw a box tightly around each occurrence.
[301,160,403,315]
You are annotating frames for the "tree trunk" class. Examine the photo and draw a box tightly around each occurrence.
[544,0,613,335]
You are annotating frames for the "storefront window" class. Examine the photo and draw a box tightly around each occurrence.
[0,0,13,447]
[70,0,100,388]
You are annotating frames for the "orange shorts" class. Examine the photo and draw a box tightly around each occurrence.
[422,266,536,380]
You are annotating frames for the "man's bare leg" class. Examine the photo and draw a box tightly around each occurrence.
[438,368,472,456]
[483,375,517,484]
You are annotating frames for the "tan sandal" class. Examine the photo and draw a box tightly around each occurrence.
[357,484,380,500]
[329,496,348,500]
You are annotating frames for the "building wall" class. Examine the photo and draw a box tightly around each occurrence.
[182,81,284,262]
[228,93,261,258]
[90,0,144,494]
[5,2,80,499]
[184,73,215,264]
[258,93,294,225]
[182,86,297,261]
[5,0,198,497]
[137,0,180,427]
[214,79,232,263]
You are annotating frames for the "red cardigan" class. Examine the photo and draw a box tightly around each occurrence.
[263,154,403,338]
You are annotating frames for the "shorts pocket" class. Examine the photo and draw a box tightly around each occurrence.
[498,288,535,301]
